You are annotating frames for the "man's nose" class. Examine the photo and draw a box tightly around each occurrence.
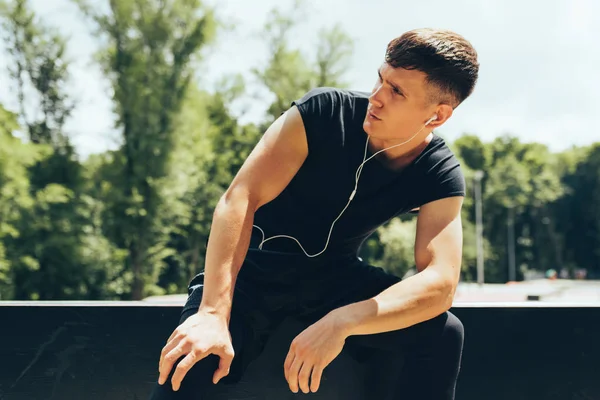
[369,86,384,108]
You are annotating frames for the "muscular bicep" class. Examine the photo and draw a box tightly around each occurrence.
[224,106,308,210]
[414,196,464,284]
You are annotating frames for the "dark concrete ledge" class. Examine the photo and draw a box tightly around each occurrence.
[0,302,598,400]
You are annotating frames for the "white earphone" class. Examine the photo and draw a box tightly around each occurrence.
[252,114,438,257]
[426,114,438,125]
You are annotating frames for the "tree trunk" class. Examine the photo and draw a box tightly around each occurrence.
[130,244,144,300]
[189,239,201,282]
[507,207,516,282]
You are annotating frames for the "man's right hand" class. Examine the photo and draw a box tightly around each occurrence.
[158,310,234,391]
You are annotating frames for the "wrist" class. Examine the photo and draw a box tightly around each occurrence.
[327,307,357,339]
[198,304,231,321]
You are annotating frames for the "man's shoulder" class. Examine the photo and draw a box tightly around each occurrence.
[412,134,466,201]
[290,87,369,152]
[413,135,458,166]
[292,87,370,113]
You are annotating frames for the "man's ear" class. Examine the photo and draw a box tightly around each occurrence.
[429,104,453,127]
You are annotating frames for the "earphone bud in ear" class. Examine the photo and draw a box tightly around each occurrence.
[426,115,438,125]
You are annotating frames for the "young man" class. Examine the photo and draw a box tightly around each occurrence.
[150,28,479,400]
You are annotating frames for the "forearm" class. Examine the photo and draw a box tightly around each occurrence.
[334,267,455,337]
[198,190,255,321]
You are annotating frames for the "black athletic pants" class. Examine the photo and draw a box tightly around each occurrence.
[148,249,464,400]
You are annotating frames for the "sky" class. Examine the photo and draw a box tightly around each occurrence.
[1,0,598,159]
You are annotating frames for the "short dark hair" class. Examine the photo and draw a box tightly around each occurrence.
[385,28,479,107]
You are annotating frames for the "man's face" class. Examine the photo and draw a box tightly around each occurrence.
[363,63,439,141]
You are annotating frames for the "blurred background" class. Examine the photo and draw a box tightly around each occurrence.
[0,0,598,302]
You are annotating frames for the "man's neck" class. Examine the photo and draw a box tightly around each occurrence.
[369,133,434,171]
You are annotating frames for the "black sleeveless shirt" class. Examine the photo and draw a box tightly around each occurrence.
[250,87,465,259]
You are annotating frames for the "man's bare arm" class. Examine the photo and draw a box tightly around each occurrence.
[158,106,309,389]
[199,106,309,321]
[282,196,464,394]
[331,196,464,335]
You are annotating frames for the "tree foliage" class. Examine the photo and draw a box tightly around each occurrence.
[73,0,217,299]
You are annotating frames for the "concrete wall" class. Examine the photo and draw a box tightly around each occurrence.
[0,302,598,400]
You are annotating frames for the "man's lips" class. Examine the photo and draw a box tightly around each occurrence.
[368,110,381,120]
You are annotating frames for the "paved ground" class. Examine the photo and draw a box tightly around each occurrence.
[454,279,600,303]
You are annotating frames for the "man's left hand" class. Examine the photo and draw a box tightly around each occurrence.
[284,313,347,393]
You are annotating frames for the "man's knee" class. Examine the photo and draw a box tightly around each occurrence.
[443,312,464,350]
[149,354,220,400]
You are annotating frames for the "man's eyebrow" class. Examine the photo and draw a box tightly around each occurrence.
[378,68,408,96]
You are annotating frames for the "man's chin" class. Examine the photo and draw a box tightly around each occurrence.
[363,120,374,135]
[363,121,383,138]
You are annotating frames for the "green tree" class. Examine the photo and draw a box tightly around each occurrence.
[454,134,487,172]
[254,3,354,122]
[314,24,354,88]
[74,0,217,299]
[452,135,497,281]
[0,0,73,148]
[73,152,130,299]
[0,0,100,300]
[557,144,600,278]
[373,217,417,278]
[458,135,565,282]
[0,106,43,299]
